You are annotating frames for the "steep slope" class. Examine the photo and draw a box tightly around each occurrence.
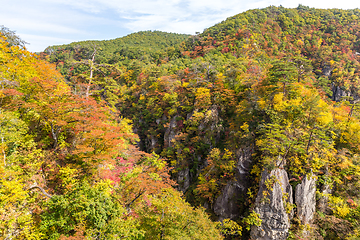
[0,31,225,239]
[41,6,360,239]
[183,5,360,100]
[115,6,360,239]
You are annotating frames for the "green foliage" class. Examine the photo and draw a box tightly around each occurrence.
[5,5,360,239]
[0,32,221,240]
[137,188,223,240]
[40,181,140,240]
[243,210,262,231]
[45,31,189,67]
[195,148,236,205]
[217,218,242,238]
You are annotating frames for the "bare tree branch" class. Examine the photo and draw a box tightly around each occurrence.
[29,183,52,198]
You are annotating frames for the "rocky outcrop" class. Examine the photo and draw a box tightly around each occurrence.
[213,146,253,220]
[295,174,316,238]
[323,65,352,102]
[198,105,222,147]
[235,146,253,189]
[318,182,332,214]
[214,181,242,221]
[295,174,316,225]
[251,168,293,240]
[177,167,190,193]
[322,65,332,77]
[148,135,158,151]
[164,115,178,148]
[332,84,351,102]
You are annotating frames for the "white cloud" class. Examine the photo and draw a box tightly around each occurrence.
[115,0,360,34]
[2,0,360,52]
[19,33,76,52]
[4,17,84,35]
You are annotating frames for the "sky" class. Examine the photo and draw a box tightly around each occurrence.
[1,0,360,52]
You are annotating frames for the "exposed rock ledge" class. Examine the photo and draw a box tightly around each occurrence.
[251,168,293,240]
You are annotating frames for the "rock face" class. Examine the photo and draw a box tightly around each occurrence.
[177,167,190,193]
[148,135,158,151]
[332,84,351,102]
[214,181,243,220]
[323,65,356,102]
[164,115,178,148]
[197,105,222,147]
[235,147,254,191]
[318,182,332,214]
[295,174,316,225]
[322,65,332,77]
[251,169,293,240]
[213,146,253,220]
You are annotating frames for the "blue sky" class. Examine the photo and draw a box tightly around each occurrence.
[1,0,360,52]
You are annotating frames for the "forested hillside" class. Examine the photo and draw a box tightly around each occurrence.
[3,4,360,240]
[0,29,225,239]
[44,31,189,73]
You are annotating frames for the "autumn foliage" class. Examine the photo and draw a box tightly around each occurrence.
[5,5,360,240]
[0,35,222,239]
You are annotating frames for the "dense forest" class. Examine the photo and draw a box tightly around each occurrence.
[2,5,360,239]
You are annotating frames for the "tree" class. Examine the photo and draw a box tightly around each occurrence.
[136,188,224,240]
[0,25,28,48]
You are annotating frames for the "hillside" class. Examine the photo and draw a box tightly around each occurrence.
[0,28,225,239]
[105,6,360,239]
[44,30,189,67]
[185,5,360,100]
[3,5,360,240]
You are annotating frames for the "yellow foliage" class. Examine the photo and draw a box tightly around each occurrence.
[182,82,189,88]
[195,87,211,108]
[315,99,333,125]
[58,166,78,191]
[288,97,302,109]
[216,72,224,79]
[296,39,304,45]
[273,92,286,111]
[0,174,27,206]
[257,98,267,109]
[250,164,262,177]
[329,196,351,218]
[240,122,250,133]
[190,110,205,124]
[94,179,114,197]
[338,158,353,169]
[217,218,242,237]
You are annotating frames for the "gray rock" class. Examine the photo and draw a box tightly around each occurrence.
[213,146,253,220]
[198,106,222,146]
[318,182,332,214]
[164,115,178,148]
[332,84,350,101]
[295,173,316,225]
[177,167,190,193]
[322,65,332,77]
[148,134,158,151]
[235,146,253,182]
[214,181,242,220]
[251,169,292,240]
[324,65,359,102]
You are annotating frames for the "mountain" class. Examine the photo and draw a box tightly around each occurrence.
[183,5,360,98]
[44,30,190,65]
[3,5,360,239]
[107,6,360,239]
[0,28,224,239]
